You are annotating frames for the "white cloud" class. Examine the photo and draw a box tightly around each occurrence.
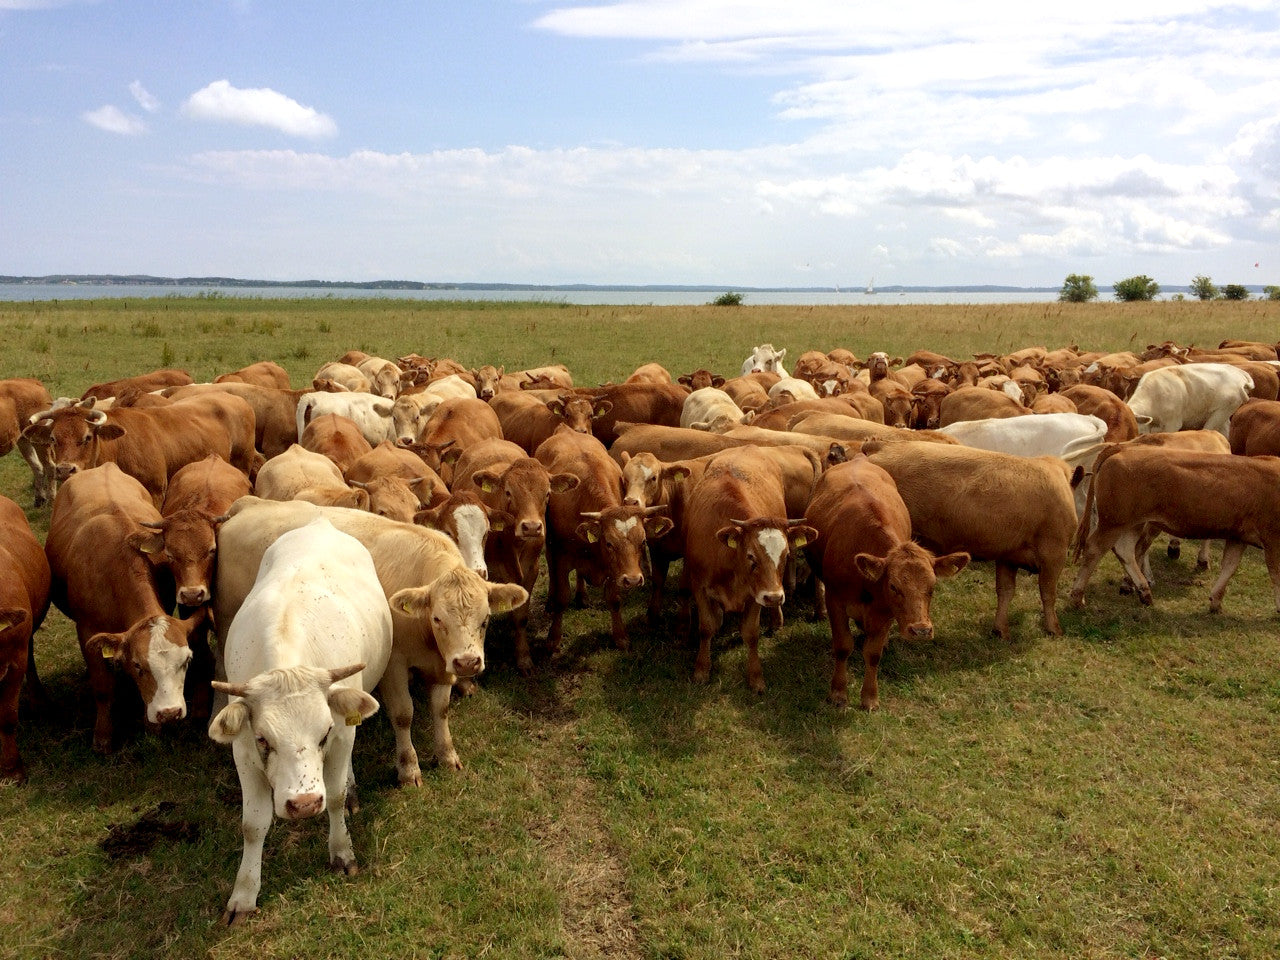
[82,104,146,135]
[181,80,337,138]
[129,80,159,113]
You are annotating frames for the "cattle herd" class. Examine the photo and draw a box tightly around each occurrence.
[2,337,1280,922]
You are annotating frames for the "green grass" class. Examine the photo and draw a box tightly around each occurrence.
[1,297,1279,959]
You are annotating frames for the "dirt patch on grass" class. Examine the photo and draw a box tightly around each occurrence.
[100,801,200,859]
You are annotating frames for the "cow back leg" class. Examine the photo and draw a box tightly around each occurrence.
[1113,528,1153,605]
[323,734,358,875]
[993,562,1018,640]
[825,593,855,708]
[741,602,765,694]
[1195,539,1214,572]
[0,663,24,783]
[545,544,572,656]
[1208,540,1247,613]
[1037,559,1063,636]
[16,437,50,506]
[647,548,671,626]
[1069,522,1125,607]
[22,629,48,713]
[1263,541,1280,613]
[377,656,421,786]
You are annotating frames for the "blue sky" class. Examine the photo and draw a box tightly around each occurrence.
[2,0,1278,288]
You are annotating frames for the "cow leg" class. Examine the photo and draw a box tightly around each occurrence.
[993,562,1017,640]
[605,581,629,652]
[693,594,719,684]
[186,614,214,722]
[1069,523,1125,608]
[859,616,893,711]
[376,656,421,786]
[1196,539,1214,572]
[1264,541,1280,614]
[812,577,827,622]
[545,547,572,657]
[1208,540,1247,614]
[429,682,461,771]
[511,596,535,677]
[22,630,48,713]
[826,593,854,708]
[324,734,359,875]
[0,665,24,783]
[742,602,766,694]
[647,550,671,626]
[1038,561,1063,637]
[1113,529,1154,605]
[16,438,51,507]
[572,572,588,607]
[86,648,115,754]
[225,740,272,925]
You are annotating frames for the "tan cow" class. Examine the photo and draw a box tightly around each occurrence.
[254,444,369,509]
[300,413,374,475]
[937,387,1029,426]
[0,494,51,782]
[1230,398,1280,456]
[344,441,449,507]
[0,377,56,505]
[81,368,193,401]
[214,361,291,390]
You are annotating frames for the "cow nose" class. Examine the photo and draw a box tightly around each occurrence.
[618,573,643,589]
[758,590,785,607]
[155,706,184,724]
[622,496,641,507]
[474,565,489,581]
[452,655,483,678]
[480,389,494,400]
[56,463,78,480]
[519,519,543,538]
[908,623,934,640]
[177,586,210,605]
[284,793,324,820]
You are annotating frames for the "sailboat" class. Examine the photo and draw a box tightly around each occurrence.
[865,277,876,295]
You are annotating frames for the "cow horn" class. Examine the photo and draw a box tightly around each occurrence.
[349,480,369,490]
[139,520,165,530]
[211,680,248,698]
[642,505,668,516]
[579,511,603,520]
[86,409,108,426]
[328,663,365,684]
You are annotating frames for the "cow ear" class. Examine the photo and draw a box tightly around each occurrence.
[127,529,166,558]
[413,505,442,529]
[661,464,690,484]
[440,445,464,467]
[545,397,566,416]
[488,509,512,533]
[389,586,431,618]
[592,400,613,418]
[787,525,817,549]
[550,473,579,494]
[644,516,674,539]
[716,526,739,549]
[473,469,502,494]
[853,553,887,582]
[208,701,250,744]
[96,423,126,441]
[711,376,726,388]
[487,582,528,615]
[329,687,380,727]
[20,420,53,443]
[677,376,691,386]
[86,632,125,662]
[575,520,601,544]
[933,552,970,579]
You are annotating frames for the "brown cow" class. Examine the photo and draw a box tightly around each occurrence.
[862,440,1076,640]
[676,369,726,391]
[587,382,688,446]
[45,464,209,752]
[0,495,51,782]
[937,387,1029,426]
[625,362,673,385]
[719,375,772,412]
[537,428,672,657]
[452,438,579,674]
[166,382,303,460]
[300,413,374,475]
[0,377,56,505]
[1060,384,1139,442]
[81,368,193,401]
[215,361,291,390]
[490,392,609,456]
[679,446,816,691]
[1071,446,1280,613]
[805,458,968,709]
[344,441,449,507]
[910,378,952,429]
[407,397,504,482]
[870,379,915,428]
[1229,398,1280,456]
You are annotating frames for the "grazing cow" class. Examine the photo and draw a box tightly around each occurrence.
[587,382,687,446]
[300,413,374,475]
[81,368,192,401]
[22,397,244,507]
[46,464,209,752]
[1060,384,1139,442]
[311,361,371,394]
[1070,447,1280,613]
[0,495,51,783]
[862,440,1076,640]
[804,458,968,709]
[216,498,528,782]
[1229,398,1280,456]
[209,518,392,925]
[680,387,747,431]
[740,343,789,376]
[255,444,369,510]
[0,377,56,505]
[215,361,291,390]
[537,428,672,657]
[938,412,1108,459]
[296,392,395,447]
[1126,363,1253,436]
[937,387,1029,426]
[679,446,816,690]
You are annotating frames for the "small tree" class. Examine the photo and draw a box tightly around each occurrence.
[1264,285,1280,301]
[1190,274,1218,300]
[1058,273,1098,303]
[1221,283,1249,300]
[711,291,744,306]
[1113,275,1160,301]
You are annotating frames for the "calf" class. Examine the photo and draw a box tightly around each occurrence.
[209,518,391,924]
[45,464,209,751]
[0,495,51,782]
[679,447,816,691]
[805,458,968,709]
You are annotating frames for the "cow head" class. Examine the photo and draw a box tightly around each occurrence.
[546,395,604,435]
[472,458,577,542]
[368,363,403,400]
[209,663,378,819]
[472,365,504,401]
[389,569,528,680]
[678,370,725,391]
[130,510,230,607]
[350,475,426,524]
[854,544,969,639]
[87,608,206,726]
[716,519,817,607]
[619,451,666,508]
[576,505,673,589]
[391,395,441,444]
[22,400,124,480]
[414,492,503,579]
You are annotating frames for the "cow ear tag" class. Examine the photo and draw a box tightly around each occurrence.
[345,712,362,727]
[491,596,513,614]
[101,647,116,660]
[726,534,738,549]
[792,533,808,548]
[480,478,497,493]
[587,529,599,543]
[491,517,507,532]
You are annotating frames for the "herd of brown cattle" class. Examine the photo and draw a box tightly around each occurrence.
[3,338,1280,785]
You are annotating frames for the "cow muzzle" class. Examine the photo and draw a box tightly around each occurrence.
[177,585,210,606]
[906,623,934,640]
[284,793,325,820]
[618,573,644,589]
[153,706,186,725]
[55,463,79,480]
[452,654,484,679]
[518,519,544,539]
[756,590,785,608]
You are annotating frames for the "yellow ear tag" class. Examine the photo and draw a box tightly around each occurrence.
[480,479,497,493]
[491,518,506,532]
[101,647,116,660]
[792,534,808,548]
[726,535,738,549]
[587,529,599,543]
[491,597,512,614]
[345,712,362,727]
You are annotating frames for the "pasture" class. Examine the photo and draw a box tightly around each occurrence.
[1,295,1279,959]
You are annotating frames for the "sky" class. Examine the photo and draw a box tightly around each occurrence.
[1,0,1278,288]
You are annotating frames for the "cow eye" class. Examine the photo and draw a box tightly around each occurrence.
[319,726,332,748]
[256,736,269,753]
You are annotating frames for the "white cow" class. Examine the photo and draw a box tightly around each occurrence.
[355,356,405,400]
[208,517,393,925]
[296,392,396,447]
[767,376,820,403]
[938,413,1108,459]
[740,343,789,377]
[215,497,527,785]
[1127,363,1253,436]
[680,387,747,431]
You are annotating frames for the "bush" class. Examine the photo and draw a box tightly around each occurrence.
[1221,284,1249,300]
[1058,274,1098,303]
[711,291,745,306]
[1264,285,1280,301]
[1113,275,1160,301]
[1190,275,1219,300]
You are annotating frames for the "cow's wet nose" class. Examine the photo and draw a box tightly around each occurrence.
[284,794,324,819]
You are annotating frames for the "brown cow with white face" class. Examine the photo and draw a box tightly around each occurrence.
[804,457,968,709]
[679,447,816,691]
[45,463,210,752]
[414,491,499,580]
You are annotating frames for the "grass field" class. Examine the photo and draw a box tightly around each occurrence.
[1,296,1279,959]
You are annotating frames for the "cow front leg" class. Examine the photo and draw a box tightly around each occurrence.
[324,734,358,875]
[429,682,461,771]
[859,617,892,712]
[376,657,421,786]
[1263,541,1280,614]
[0,667,24,783]
[993,562,1017,640]
[1069,522,1124,608]
[1113,528,1153,605]
[545,547,572,657]
[86,654,115,754]
[647,549,671,626]
[826,594,854,708]
[1208,540,1246,613]
[224,742,272,925]
[742,602,765,694]
[605,581,629,652]
[693,594,719,684]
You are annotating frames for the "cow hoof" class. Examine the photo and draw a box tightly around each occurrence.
[516,657,535,677]
[1068,591,1085,609]
[1195,561,1209,573]
[224,906,258,926]
[748,678,766,695]
[0,764,26,785]
[436,753,462,772]
[859,698,880,712]
[330,857,359,877]
[92,738,112,755]
[1118,581,1134,595]
[1209,601,1223,614]
[397,769,423,788]
[1167,542,1181,559]
[1138,590,1153,606]
[692,668,710,685]
[828,692,849,710]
